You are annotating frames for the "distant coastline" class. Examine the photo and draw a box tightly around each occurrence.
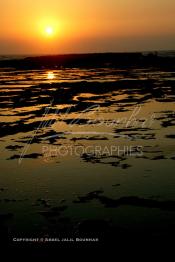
[0,51,175,69]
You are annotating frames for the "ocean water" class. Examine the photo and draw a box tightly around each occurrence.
[0,56,175,244]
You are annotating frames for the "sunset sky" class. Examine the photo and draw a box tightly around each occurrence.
[0,0,175,54]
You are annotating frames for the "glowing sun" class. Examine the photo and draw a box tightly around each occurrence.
[45,26,54,36]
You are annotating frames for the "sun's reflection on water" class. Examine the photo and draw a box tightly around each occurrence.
[47,71,55,80]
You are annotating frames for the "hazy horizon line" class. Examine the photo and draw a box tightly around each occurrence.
[0,49,175,57]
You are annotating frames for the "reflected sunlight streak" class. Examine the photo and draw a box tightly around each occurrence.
[47,72,55,80]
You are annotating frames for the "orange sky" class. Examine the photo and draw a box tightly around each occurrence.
[0,0,175,54]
